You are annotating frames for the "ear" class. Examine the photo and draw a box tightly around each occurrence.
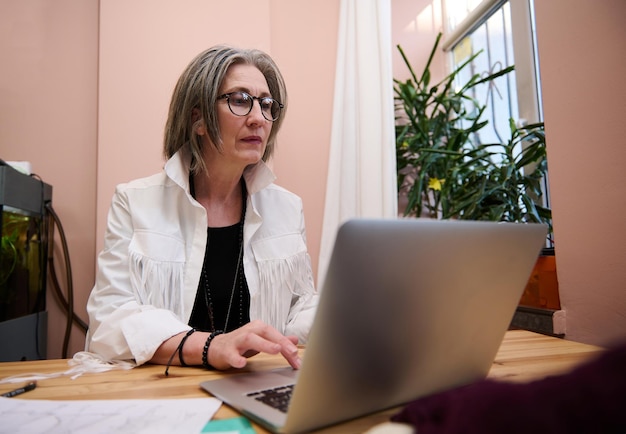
[191,108,206,136]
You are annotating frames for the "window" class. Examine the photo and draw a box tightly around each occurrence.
[441,0,550,227]
[443,0,541,130]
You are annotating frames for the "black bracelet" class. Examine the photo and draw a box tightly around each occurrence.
[202,330,224,370]
[164,328,195,377]
[178,328,196,367]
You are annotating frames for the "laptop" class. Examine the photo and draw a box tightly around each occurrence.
[201,218,548,433]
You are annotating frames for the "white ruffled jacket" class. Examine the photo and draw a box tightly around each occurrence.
[85,147,318,365]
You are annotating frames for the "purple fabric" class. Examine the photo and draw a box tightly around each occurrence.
[391,340,626,434]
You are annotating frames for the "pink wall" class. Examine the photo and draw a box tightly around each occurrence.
[391,0,446,84]
[268,1,340,282]
[534,0,626,346]
[0,0,98,358]
[1,0,624,359]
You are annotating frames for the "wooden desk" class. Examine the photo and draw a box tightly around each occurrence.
[0,330,603,433]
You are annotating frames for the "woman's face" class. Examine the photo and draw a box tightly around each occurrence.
[210,63,274,169]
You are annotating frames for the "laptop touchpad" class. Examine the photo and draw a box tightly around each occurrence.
[271,367,300,380]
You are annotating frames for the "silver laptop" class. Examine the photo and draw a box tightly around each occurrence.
[201,218,547,433]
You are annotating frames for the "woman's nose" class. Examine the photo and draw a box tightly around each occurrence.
[247,100,267,124]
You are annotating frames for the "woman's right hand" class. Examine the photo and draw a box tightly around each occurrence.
[206,320,301,370]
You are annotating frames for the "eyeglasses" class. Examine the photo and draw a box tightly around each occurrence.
[218,91,283,122]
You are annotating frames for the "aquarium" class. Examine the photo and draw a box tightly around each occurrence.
[0,208,46,322]
[0,163,52,360]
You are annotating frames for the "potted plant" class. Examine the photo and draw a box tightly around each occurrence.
[394,33,558,327]
[394,33,550,228]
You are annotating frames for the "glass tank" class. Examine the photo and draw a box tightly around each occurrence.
[0,162,52,360]
[0,207,46,322]
[0,163,52,324]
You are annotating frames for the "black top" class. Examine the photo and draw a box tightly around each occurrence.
[189,223,250,332]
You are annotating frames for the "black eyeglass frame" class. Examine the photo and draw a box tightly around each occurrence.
[218,91,284,122]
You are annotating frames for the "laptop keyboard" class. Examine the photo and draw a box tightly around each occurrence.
[247,384,294,413]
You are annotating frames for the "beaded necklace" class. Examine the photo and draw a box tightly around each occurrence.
[190,176,247,332]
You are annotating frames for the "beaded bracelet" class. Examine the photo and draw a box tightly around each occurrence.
[202,330,224,370]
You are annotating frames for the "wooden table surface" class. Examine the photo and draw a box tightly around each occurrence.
[0,330,603,433]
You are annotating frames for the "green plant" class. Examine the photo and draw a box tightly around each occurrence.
[446,119,551,226]
[394,33,551,230]
[0,229,19,286]
[0,214,30,288]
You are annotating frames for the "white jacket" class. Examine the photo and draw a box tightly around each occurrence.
[85,147,318,365]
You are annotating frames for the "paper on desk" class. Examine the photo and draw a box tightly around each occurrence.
[0,396,221,434]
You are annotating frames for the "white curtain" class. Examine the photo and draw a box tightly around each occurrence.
[317,0,398,288]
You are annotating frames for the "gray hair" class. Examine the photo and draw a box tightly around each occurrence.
[163,45,288,174]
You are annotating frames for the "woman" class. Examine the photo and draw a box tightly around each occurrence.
[86,45,318,371]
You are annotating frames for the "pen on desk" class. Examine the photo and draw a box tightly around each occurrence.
[1,381,37,398]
